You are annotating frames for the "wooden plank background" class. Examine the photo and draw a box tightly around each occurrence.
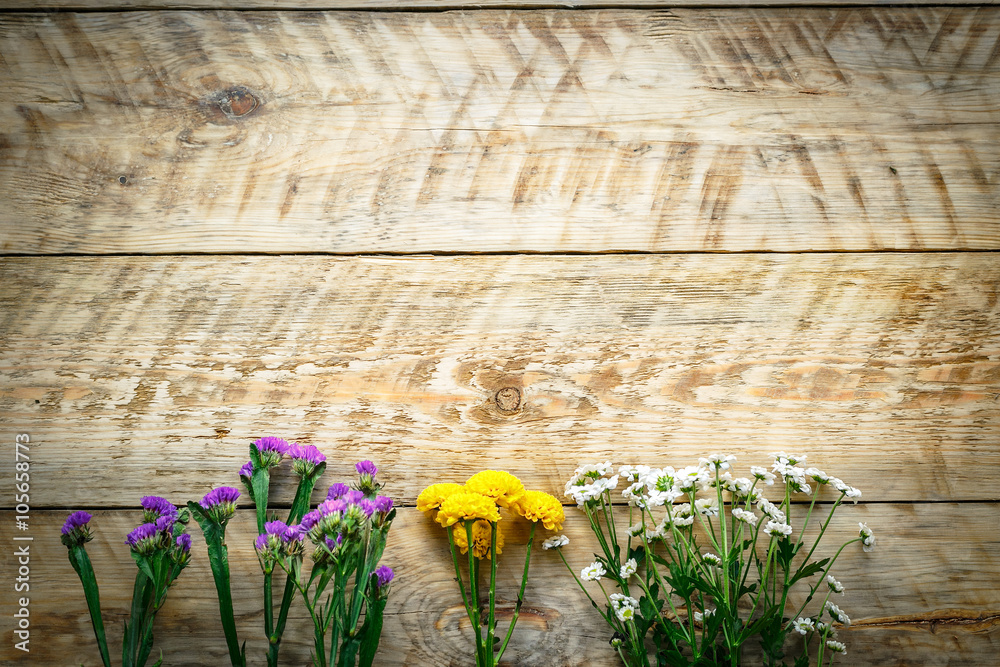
[0,2,998,666]
[1,8,999,253]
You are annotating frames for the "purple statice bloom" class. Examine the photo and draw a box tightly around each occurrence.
[176,533,192,553]
[300,509,322,532]
[324,535,342,551]
[343,489,365,505]
[62,511,93,535]
[255,534,269,551]
[356,460,378,477]
[201,486,241,509]
[154,515,175,534]
[141,496,178,522]
[327,483,350,500]
[358,499,376,518]
[254,436,290,455]
[283,524,305,543]
[264,520,290,537]
[289,443,326,465]
[372,565,394,589]
[373,496,393,514]
[239,460,254,478]
[318,498,348,516]
[126,523,161,554]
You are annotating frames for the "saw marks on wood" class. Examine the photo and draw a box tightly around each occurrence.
[0,9,998,253]
[0,506,997,665]
[1,254,997,506]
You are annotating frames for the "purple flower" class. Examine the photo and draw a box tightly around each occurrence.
[324,535,342,551]
[255,534,269,551]
[140,496,178,523]
[327,483,350,500]
[60,511,94,547]
[355,460,379,494]
[253,436,289,469]
[358,499,376,518]
[356,460,378,477]
[154,515,175,534]
[254,436,290,455]
[317,499,348,519]
[372,565,394,589]
[283,524,305,543]
[289,443,326,465]
[264,520,289,536]
[62,511,93,535]
[176,533,192,553]
[300,509,322,531]
[239,460,254,479]
[126,523,161,555]
[202,486,241,508]
[374,496,393,514]
[343,489,365,505]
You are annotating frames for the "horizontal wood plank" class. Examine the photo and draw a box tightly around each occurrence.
[6,1,999,10]
[0,8,998,254]
[1,505,996,665]
[0,254,998,506]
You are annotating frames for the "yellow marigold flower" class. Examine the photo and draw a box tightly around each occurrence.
[417,483,464,514]
[452,520,504,559]
[436,491,501,527]
[466,470,526,509]
[516,490,565,531]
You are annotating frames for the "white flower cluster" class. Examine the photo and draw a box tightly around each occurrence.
[763,520,793,537]
[824,600,851,627]
[610,593,639,622]
[542,534,569,550]
[825,639,847,654]
[564,461,619,506]
[619,558,638,579]
[732,508,758,526]
[701,552,722,566]
[581,561,606,581]
[859,522,876,552]
[826,574,845,594]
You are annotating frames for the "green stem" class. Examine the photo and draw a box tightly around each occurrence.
[486,521,499,663]
[465,521,485,666]
[495,522,535,664]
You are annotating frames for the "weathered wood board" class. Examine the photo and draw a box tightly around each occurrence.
[1,8,998,254]
[7,0,999,9]
[1,254,998,506]
[1,505,997,665]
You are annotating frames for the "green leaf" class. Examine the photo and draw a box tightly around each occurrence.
[789,558,830,587]
[67,546,111,667]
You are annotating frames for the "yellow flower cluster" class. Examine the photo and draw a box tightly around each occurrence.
[418,470,565,559]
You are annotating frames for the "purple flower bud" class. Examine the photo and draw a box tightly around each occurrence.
[264,520,289,537]
[289,443,326,465]
[327,483,350,500]
[201,486,241,509]
[176,533,191,553]
[324,535,342,551]
[343,489,365,505]
[61,511,94,547]
[140,496,178,522]
[62,511,93,535]
[358,499,376,518]
[126,523,161,554]
[355,460,378,477]
[254,437,290,455]
[154,515,175,534]
[372,565,394,588]
[318,499,347,516]
[300,510,322,531]
[374,496,394,514]
[239,461,254,478]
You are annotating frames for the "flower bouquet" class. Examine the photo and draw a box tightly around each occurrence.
[61,497,192,667]
[417,470,564,667]
[555,453,876,666]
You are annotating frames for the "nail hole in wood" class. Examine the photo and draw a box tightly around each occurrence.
[118,176,127,184]
[494,387,521,414]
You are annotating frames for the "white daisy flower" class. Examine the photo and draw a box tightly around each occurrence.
[693,608,715,623]
[732,508,758,526]
[824,601,851,627]
[619,558,638,579]
[826,574,844,594]
[791,617,815,635]
[701,552,722,566]
[825,640,847,654]
[581,562,606,581]
[750,466,776,485]
[542,535,569,550]
[763,520,793,537]
[859,522,876,552]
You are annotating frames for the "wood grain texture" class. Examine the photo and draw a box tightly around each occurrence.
[1,8,998,254]
[6,0,1000,10]
[1,254,998,506]
[1,505,997,666]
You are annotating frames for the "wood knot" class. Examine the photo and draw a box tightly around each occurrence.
[494,387,521,414]
[215,86,259,119]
